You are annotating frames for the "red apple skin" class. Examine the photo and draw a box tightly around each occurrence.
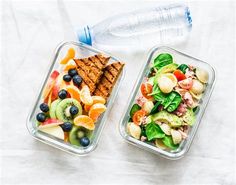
[39,118,63,129]
[43,70,60,100]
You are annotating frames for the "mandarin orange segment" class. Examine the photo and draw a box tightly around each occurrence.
[84,96,106,112]
[63,64,77,72]
[60,48,76,65]
[65,85,81,102]
[88,103,107,121]
[80,85,93,105]
[74,115,95,130]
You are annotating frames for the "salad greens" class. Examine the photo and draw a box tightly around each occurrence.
[145,122,165,141]
[127,52,208,152]
[153,53,173,69]
[177,64,189,74]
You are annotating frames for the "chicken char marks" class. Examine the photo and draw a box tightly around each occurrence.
[74,54,124,100]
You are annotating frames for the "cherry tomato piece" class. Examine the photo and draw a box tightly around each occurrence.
[173,70,186,81]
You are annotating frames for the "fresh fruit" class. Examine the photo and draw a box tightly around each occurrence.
[39,125,64,140]
[84,96,106,112]
[70,106,79,115]
[80,85,93,105]
[72,75,82,86]
[157,76,174,94]
[69,126,92,146]
[47,91,53,107]
[42,70,60,100]
[60,122,73,132]
[64,132,69,142]
[132,110,146,125]
[63,74,72,82]
[40,103,49,113]
[88,103,107,121]
[129,104,141,118]
[64,85,81,102]
[77,130,85,138]
[173,70,186,81]
[178,78,193,90]
[56,98,82,122]
[63,64,76,72]
[190,79,204,94]
[68,68,78,77]
[49,99,61,118]
[140,83,153,99]
[80,137,90,147]
[36,113,47,122]
[38,118,63,129]
[60,48,75,65]
[74,115,95,130]
[58,89,68,99]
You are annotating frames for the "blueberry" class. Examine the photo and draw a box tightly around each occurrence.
[80,137,90,147]
[58,89,68,99]
[70,106,79,115]
[68,69,78,77]
[60,122,73,132]
[73,75,82,86]
[39,103,49,112]
[36,113,46,122]
[63,74,71,82]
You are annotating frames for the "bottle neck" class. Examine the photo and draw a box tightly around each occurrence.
[77,26,92,45]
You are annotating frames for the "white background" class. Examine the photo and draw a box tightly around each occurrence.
[1,0,235,185]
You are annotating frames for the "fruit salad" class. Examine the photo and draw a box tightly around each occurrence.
[35,48,124,147]
[127,53,209,150]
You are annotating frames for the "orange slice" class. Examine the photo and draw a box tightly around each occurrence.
[60,48,75,65]
[65,85,81,102]
[74,115,95,130]
[88,103,107,121]
[47,91,53,107]
[63,64,77,72]
[80,85,93,105]
[84,96,106,112]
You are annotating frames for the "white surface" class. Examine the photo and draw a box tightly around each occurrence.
[1,1,235,185]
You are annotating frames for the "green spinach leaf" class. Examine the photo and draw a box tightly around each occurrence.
[162,135,179,150]
[177,64,189,74]
[149,84,167,102]
[166,92,182,112]
[163,91,178,109]
[150,101,161,115]
[145,122,165,141]
[153,53,173,69]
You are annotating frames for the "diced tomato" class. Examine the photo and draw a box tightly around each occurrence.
[173,70,186,81]
[132,110,146,125]
[140,83,153,99]
[178,78,193,90]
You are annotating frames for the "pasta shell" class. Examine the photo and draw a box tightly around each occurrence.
[160,123,171,135]
[190,79,205,94]
[190,90,203,100]
[155,139,168,150]
[158,76,174,93]
[143,100,154,114]
[196,68,209,83]
[171,129,182,144]
[127,122,141,139]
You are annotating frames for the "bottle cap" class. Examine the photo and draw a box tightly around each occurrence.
[77,26,92,45]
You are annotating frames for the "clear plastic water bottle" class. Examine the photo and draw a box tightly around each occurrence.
[77,4,192,50]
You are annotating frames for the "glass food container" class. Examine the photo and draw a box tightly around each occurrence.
[26,41,125,155]
[119,46,216,160]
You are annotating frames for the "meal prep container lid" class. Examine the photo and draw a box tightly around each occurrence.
[119,46,216,160]
[26,41,125,155]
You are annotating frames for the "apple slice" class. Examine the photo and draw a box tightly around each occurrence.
[38,118,63,129]
[43,70,60,100]
[39,125,64,140]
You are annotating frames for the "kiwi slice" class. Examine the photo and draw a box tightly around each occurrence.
[69,126,92,146]
[56,98,82,122]
[49,99,61,118]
